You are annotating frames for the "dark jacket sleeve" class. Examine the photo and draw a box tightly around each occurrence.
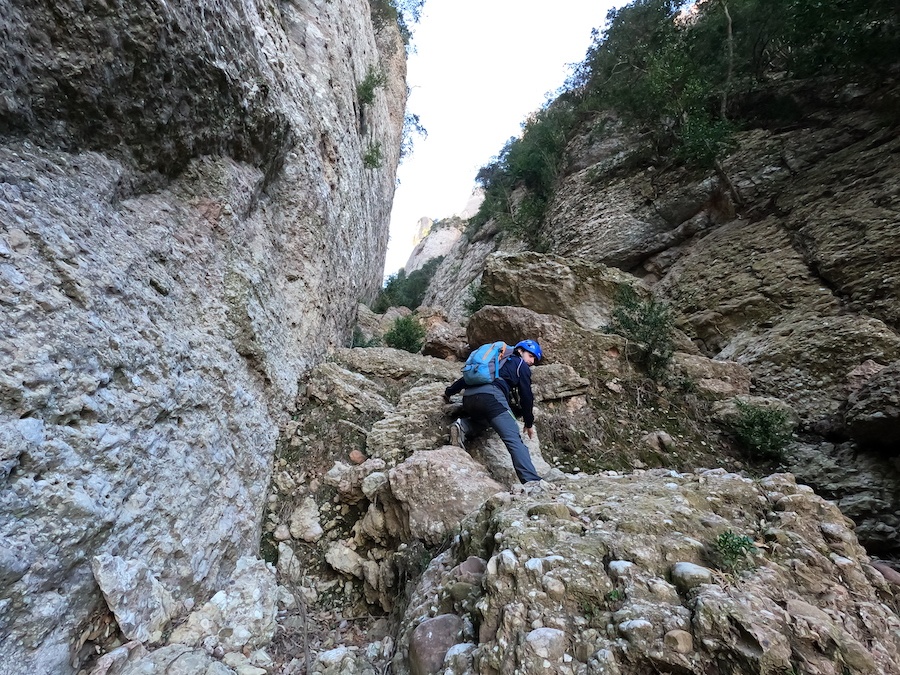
[516,362,535,428]
[499,356,535,428]
[445,377,466,398]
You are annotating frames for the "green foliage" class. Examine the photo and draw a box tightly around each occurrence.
[351,326,380,348]
[605,588,624,603]
[675,114,737,167]
[363,142,383,169]
[713,530,757,573]
[259,532,278,565]
[731,0,900,77]
[579,598,598,616]
[370,0,424,45]
[463,283,490,316]
[383,315,425,353]
[357,66,387,106]
[470,101,575,242]
[372,256,443,313]
[733,400,792,459]
[467,0,900,240]
[401,111,427,161]
[606,286,674,380]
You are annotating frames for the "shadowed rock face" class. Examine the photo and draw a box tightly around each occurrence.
[844,360,900,452]
[0,1,405,671]
[2,2,304,175]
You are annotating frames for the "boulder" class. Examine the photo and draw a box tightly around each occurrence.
[288,497,323,542]
[354,304,383,344]
[325,542,365,579]
[305,362,394,418]
[530,363,591,402]
[333,348,460,382]
[672,353,751,398]
[408,614,463,675]
[417,307,468,361]
[91,554,176,644]
[110,644,235,675]
[367,383,453,464]
[480,252,641,331]
[167,557,277,652]
[388,447,503,545]
[323,459,387,505]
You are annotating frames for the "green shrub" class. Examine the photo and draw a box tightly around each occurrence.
[363,142,383,169]
[470,101,574,240]
[463,283,489,316]
[605,588,624,603]
[401,111,427,161]
[712,529,757,573]
[733,400,791,459]
[357,66,387,106]
[373,257,443,313]
[351,326,380,348]
[606,286,674,380]
[466,0,900,244]
[370,0,423,45]
[675,114,737,168]
[383,315,425,353]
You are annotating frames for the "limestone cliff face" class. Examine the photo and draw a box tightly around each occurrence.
[0,0,405,671]
[403,217,463,273]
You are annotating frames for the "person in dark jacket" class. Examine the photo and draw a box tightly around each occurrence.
[443,339,543,483]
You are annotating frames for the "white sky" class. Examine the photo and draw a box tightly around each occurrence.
[383,0,619,276]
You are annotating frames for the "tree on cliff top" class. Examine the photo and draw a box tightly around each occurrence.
[470,0,900,241]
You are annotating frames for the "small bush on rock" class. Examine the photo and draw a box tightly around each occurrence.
[363,142,383,169]
[607,286,674,380]
[464,283,490,316]
[356,66,387,105]
[733,401,791,460]
[384,315,425,353]
[712,529,757,573]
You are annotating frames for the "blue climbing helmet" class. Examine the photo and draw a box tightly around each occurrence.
[514,339,543,362]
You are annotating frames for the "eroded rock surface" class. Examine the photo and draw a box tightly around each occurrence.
[394,470,900,675]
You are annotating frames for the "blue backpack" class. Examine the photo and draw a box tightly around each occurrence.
[461,341,510,386]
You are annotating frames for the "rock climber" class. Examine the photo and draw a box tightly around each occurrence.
[444,339,544,484]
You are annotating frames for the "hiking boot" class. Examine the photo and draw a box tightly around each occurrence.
[449,420,466,450]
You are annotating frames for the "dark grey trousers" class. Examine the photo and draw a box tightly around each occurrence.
[458,386,541,483]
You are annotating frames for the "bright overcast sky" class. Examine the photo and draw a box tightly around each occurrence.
[383,0,619,276]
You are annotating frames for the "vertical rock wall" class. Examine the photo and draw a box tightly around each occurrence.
[0,0,405,671]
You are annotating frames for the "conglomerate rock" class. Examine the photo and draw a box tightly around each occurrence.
[393,470,900,675]
[844,359,900,452]
[388,446,504,545]
[480,252,640,332]
[412,80,900,561]
[785,441,900,556]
